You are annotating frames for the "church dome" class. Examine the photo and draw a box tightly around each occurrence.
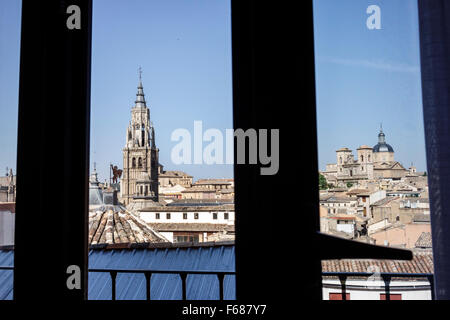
[373,143,394,152]
[373,128,394,153]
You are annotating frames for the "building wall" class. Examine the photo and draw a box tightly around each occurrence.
[322,279,432,300]
[371,223,431,248]
[336,223,355,235]
[373,151,395,163]
[0,210,14,246]
[139,210,235,225]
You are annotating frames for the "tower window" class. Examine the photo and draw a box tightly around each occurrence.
[132,157,136,168]
[361,155,364,162]
[138,157,142,168]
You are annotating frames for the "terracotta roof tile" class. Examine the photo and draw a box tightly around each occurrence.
[89,207,168,245]
[322,252,433,274]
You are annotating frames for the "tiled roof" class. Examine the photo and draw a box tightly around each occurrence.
[159,170,193,178]
[89,207,168,245]
[346,189,369,196]
[322,252,433,274]
[194,179,232,185]
[140,204,234,212]
[415,232,432,248]
[371,196,398,207]
[182,187,216,193]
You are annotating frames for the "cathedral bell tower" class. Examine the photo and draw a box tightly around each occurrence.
[121,69,159,205]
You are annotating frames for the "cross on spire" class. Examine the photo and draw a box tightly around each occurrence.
[138,66,142,82]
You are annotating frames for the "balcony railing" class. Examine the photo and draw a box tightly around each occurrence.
[322,272,434,300]
[1,266,434,300]
[89,268,235,300]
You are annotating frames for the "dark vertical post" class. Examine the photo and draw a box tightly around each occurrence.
[338,275,347,301]
[180,272,188,300]
[427,275,435,300]
[111,271,117,300]
[14,0,92,300]
[418,0,450,300]
[231,0,322,301]
[217,273,225,301]
[145,272,152,301]
[382,275,391,301]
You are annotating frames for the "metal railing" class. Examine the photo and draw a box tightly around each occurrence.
[89,268,235,300]
[322,272,434,300]
[1,266,234,300]
[1,266,434,300]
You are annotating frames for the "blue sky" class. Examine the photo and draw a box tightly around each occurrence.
[313,0,426,171]
[0,0,427,183]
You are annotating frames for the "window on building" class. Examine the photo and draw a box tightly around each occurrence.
[174,235,199,243]
[166,213,171,220]
[380,294,402,300]
[183,213,187,220]
[329,293,350,300]
[132,157,136,168]
[194,213,199,219]
[224,212,229,220]
[213,213,218,220]
[155,213,160,219]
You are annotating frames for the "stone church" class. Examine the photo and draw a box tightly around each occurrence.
[324,127,409,186]
[120,73,159,205]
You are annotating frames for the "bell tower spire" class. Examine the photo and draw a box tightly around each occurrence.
[122,67,159,205]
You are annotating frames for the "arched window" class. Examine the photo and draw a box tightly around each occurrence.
[361,155,364,162]
[140,186,143,195]
[138,157,142,168]
[132,157,136,168]
[145,186,148,196]
[339,157,342,164]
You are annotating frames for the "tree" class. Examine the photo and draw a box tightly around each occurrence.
[319,173,328,190]
[423,171,427,176]
[346,182,354,188]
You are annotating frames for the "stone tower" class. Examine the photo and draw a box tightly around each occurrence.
[357,145,374,179]
[121,71,159,205]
